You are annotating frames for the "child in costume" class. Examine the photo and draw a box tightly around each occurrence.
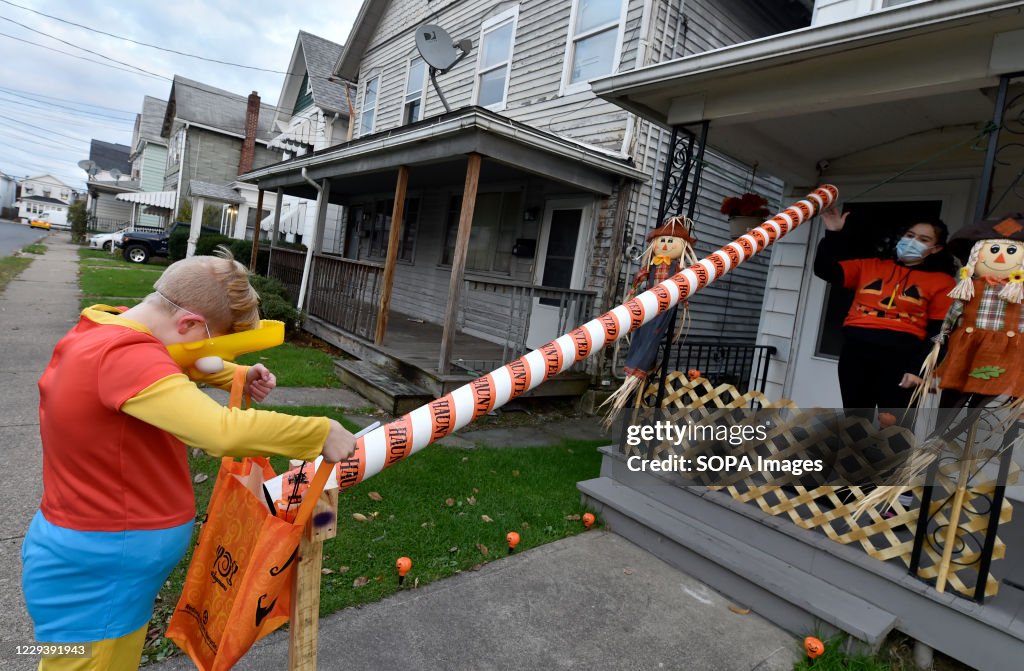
[22,250,355,670]
[813,208,956,425]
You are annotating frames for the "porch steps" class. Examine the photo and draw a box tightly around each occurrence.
[577,476,897,647]
[580,448,1024,671]
[335,360,434,416]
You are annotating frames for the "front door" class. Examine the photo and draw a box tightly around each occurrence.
[526,198,593,349]
[788,181,970,407]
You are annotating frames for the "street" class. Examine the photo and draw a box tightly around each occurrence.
[0,219,49,258]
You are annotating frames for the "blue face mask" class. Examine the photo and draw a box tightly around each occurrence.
[896,237,930,262]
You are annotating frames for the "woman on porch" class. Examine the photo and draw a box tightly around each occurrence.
[813,208,956,425]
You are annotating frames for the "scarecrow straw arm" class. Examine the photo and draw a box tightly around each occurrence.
[332,186,839,490]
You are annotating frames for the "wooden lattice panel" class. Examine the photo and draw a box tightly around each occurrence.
[634,374,1016,599]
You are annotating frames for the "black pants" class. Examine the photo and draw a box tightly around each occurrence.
[837,333,916,412]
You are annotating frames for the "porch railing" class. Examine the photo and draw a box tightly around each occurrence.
[266,247,306,305]
[661,342,776,396]
[306,254,383,342]
[459,277,596,371]
[87,216,130,232]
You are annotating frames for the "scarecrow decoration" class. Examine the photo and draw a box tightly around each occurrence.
[603,215,698,421]
[861,214,1024,548]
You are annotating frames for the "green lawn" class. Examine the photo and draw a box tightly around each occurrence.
[143,405,603,664]
[237,342,341,388]
[22,243,46,255]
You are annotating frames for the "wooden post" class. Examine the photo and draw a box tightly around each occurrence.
[297,179,330,311]
[187,196,205,258]
[288,487,339,671]
[438,153,482,374]
[249,189,265,272]
[376,166,408,344]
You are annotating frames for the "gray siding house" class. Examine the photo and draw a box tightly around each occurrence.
[240,0,808,403]
[85,140,136,231]
[127,96,169,230]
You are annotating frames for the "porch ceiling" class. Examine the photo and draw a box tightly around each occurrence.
[238,107,648,200]
[592,0,1024,184]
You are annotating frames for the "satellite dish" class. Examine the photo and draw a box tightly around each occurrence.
[109,169,122,182]
[77,159,98,177]
[415,24,471,113]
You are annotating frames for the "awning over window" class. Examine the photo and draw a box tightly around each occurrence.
[115,190,176,210]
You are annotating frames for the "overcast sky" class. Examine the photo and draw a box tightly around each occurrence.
[0,0,359,189]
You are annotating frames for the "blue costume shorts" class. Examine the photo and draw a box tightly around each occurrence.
[22,510,193,642]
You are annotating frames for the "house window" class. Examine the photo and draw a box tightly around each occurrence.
[293,71,314,114]
[562,0,627,93]
[475,7,518,110]
[348,199,419,263]
[360,75,380,136]
[404,58,427,124]
[168,127,185,167]
[23,185,33,194]
[442,192,521,273]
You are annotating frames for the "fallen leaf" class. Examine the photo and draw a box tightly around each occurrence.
[338,566,350,573]
[477,543,489,557]
[191,448,203,458]
[449,546,459,553]
[466,496,477,505]
[421,522,431,528]
[728,605,751,615]
[371,511,380,518]
[565,514,581,521]
[352,576,369,588]
[472,487,479,494]
[623,568,635,575]
[368,491,383,501]
[470,564,483,571]
[321,568,334,575]
[352,513,369,522]
[521,522,530,529]
[481,514,493,523]
[374,575,384,583]
[445,498,455,507]
[193,473,209,484]
[462,456,469,462]
[511,469,520,477]
[567,449,574,454]
[414,577,419,588]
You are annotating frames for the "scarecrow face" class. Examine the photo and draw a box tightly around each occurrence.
[655,235,687,259]
[975,239,1023,280]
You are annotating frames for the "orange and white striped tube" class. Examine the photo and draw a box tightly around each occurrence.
[334,185,839,490]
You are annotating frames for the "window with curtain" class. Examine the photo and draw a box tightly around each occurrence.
[442,192,521,273]
[563,0,626,92]
[360,75,380,136]
[404,58,427,123]
[475,7,518,110]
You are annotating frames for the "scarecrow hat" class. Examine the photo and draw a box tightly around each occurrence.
[646,214,696,244]
[948,213,1024,262]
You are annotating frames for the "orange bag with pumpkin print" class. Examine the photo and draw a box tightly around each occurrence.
[165,367,333,671]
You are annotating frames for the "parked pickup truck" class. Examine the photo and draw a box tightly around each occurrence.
[118,221,219,264]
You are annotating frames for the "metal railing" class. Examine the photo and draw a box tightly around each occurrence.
[460,277,597,370]
[661,342,776,395]
[87,217,131,233]
[306,254,383,341]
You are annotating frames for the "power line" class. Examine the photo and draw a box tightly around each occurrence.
[0,30,164,81]
[0,0,292,75]
[0,84,138,115]
[0,112,91,143]
[0,96,135,128]
[0,124,89,152]
[0,14,169,79]
[0,91,135,123]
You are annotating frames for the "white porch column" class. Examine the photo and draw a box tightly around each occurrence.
[233,202,250,240]
[297,179,330,311]
[186,196,205,258]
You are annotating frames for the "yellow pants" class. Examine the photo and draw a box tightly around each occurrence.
[38,624,147,671]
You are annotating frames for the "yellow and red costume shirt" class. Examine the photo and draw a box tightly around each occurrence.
[37,307,330,533]
[837,258,955,339]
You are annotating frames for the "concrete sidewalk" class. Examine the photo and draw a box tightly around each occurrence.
[1,238,799,670]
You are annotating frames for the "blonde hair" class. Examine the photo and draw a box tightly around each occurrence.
[152,247,260,333]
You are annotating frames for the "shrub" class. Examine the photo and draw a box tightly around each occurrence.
[68,201,88,244]
[249,274,301,335]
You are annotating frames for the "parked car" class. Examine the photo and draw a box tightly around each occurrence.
[89,228,129,252]
[29,213,51,230]
[118,221,220,264]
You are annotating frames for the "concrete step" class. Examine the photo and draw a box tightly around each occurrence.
[336,360,434,416]
[578,475,898,647]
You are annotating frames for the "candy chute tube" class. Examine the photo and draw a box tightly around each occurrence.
[335,186,839,490]
[165,319,285,370]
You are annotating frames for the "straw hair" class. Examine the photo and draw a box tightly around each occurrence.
[152,246,260,334]
[948,241,982,301]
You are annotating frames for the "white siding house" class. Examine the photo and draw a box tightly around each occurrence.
[16,175,76,227]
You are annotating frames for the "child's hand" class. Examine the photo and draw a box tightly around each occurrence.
[321,420,356,463]
[246,363,277,402]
